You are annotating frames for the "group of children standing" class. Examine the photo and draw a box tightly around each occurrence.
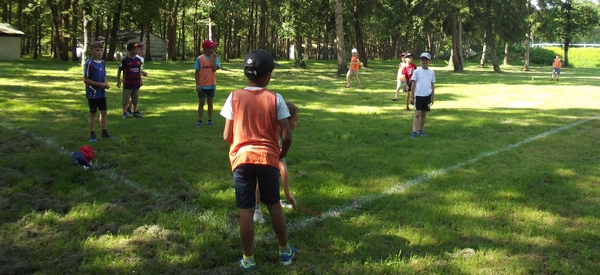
[82,41,300,272]
[344,49,436,138]
[83,41,147,143]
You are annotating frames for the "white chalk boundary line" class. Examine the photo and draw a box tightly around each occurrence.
[0,121,163,200]
[263,114,600,239]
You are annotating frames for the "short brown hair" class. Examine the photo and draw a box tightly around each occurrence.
[286,102,298,117]
[88,41,103,50]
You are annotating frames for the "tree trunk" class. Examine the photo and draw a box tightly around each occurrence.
[81,0,87,66]
[46,0,71,61]
[259,0,267,50]
[166,0,180,61]
[524,22,531,71]
[451,16,463,72]
[352,0,366,67]
[334,0,347,74]
[503,42,509,66]
[72,0,80,62]
[490,42,500,72]
[181,6,186,61]
[480,34,487,67]
[563,38,570,67]
[193,0,199,57]
[106,0,122,61]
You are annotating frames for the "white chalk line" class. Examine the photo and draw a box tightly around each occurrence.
[263,114,600,239]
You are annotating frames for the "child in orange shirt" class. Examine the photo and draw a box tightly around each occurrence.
[220,49,298,272]
[345,48,362,89]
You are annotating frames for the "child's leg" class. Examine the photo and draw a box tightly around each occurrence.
[131,89,139,113]
[198,97,206,121]
[354,72,362,88]
[100,110,108,131]
[412,110,421,132]
[419,110,427,131]
[122,89,131,114]
[207,97,214,121]
[346,70,351,85]
[89,112,96,132]
[239,208,255,257]
[405,90,410,109]
[266,203,289,248]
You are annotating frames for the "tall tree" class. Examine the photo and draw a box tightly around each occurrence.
[334,0,347,74]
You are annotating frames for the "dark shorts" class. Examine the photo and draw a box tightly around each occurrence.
[552,68,560,75]
[88,98,107,113]
[403,80,413,93]
[233,164,280,209]
[415,95,432,111]
[198,88,215,98]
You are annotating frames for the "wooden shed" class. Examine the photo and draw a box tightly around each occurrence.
[117,31,167,61]
[0,23,24,60]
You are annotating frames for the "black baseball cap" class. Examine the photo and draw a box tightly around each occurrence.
[243,49,280,75]
[127,42,139,51]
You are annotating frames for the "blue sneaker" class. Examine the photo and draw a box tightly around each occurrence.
[207,121,214,127]
[195,121,202,128]
[237,259,256,273]
[418,130,427,137]
[101,132,116,139]
[279,244,298,266]
[89,133,97,143]
[411,132,418,139]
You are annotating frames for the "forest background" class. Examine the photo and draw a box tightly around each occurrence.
[2,0,600,73]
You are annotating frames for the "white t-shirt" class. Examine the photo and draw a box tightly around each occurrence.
[411,67,435,97]
[220,87,290,120]
[136,54,145,65]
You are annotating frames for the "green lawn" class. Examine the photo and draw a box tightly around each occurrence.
[1,58,599,275]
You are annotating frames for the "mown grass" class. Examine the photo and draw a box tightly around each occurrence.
[0,56,599,275]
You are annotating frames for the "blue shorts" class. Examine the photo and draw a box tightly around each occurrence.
[198,88,215,98]
[552,68,560,75]
[233,164,280,209]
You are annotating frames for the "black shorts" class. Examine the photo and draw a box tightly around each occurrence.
[233,164,280,209]
[414,95,432,111]
[403,80,413,93]
[198,88,216,98]
[88,98,107,113]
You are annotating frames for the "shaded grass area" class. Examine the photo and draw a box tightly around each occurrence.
[1,59,599,274]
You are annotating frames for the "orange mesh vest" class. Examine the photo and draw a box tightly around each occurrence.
[350,56,359,70]
[553,58,562,69]
[229,88,280,171]
[196,55,216,86]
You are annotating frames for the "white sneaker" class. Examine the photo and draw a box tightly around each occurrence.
[253,209,265,224]
[280,200,293,209]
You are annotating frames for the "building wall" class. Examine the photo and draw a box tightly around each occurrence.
[0,36,22,60]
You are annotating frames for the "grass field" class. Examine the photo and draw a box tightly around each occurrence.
[1,57,599,275]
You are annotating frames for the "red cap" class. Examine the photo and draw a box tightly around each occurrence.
[202,40,218,49]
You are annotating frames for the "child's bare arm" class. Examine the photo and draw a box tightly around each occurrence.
[278,119,292,159]
[279,159,296,209]
[223,119,233,143]
[83,77,109,89]
[116,68,122,88]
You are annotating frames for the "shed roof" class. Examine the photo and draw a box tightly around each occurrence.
[0,23,25,35]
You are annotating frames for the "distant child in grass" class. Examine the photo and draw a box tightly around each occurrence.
[126,42,149,115]
[117,42,143,119]
[253,101,299,224]
[194,39,221,127]
[401,53,417,111]
[345,48,362,89]
[410,52,435,138]
[220,49,298,272]
[393,52,407,106]
[551,54,562,81]
[83,41,113,142]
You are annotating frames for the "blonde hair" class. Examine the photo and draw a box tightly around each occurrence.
[88,41,103,50]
